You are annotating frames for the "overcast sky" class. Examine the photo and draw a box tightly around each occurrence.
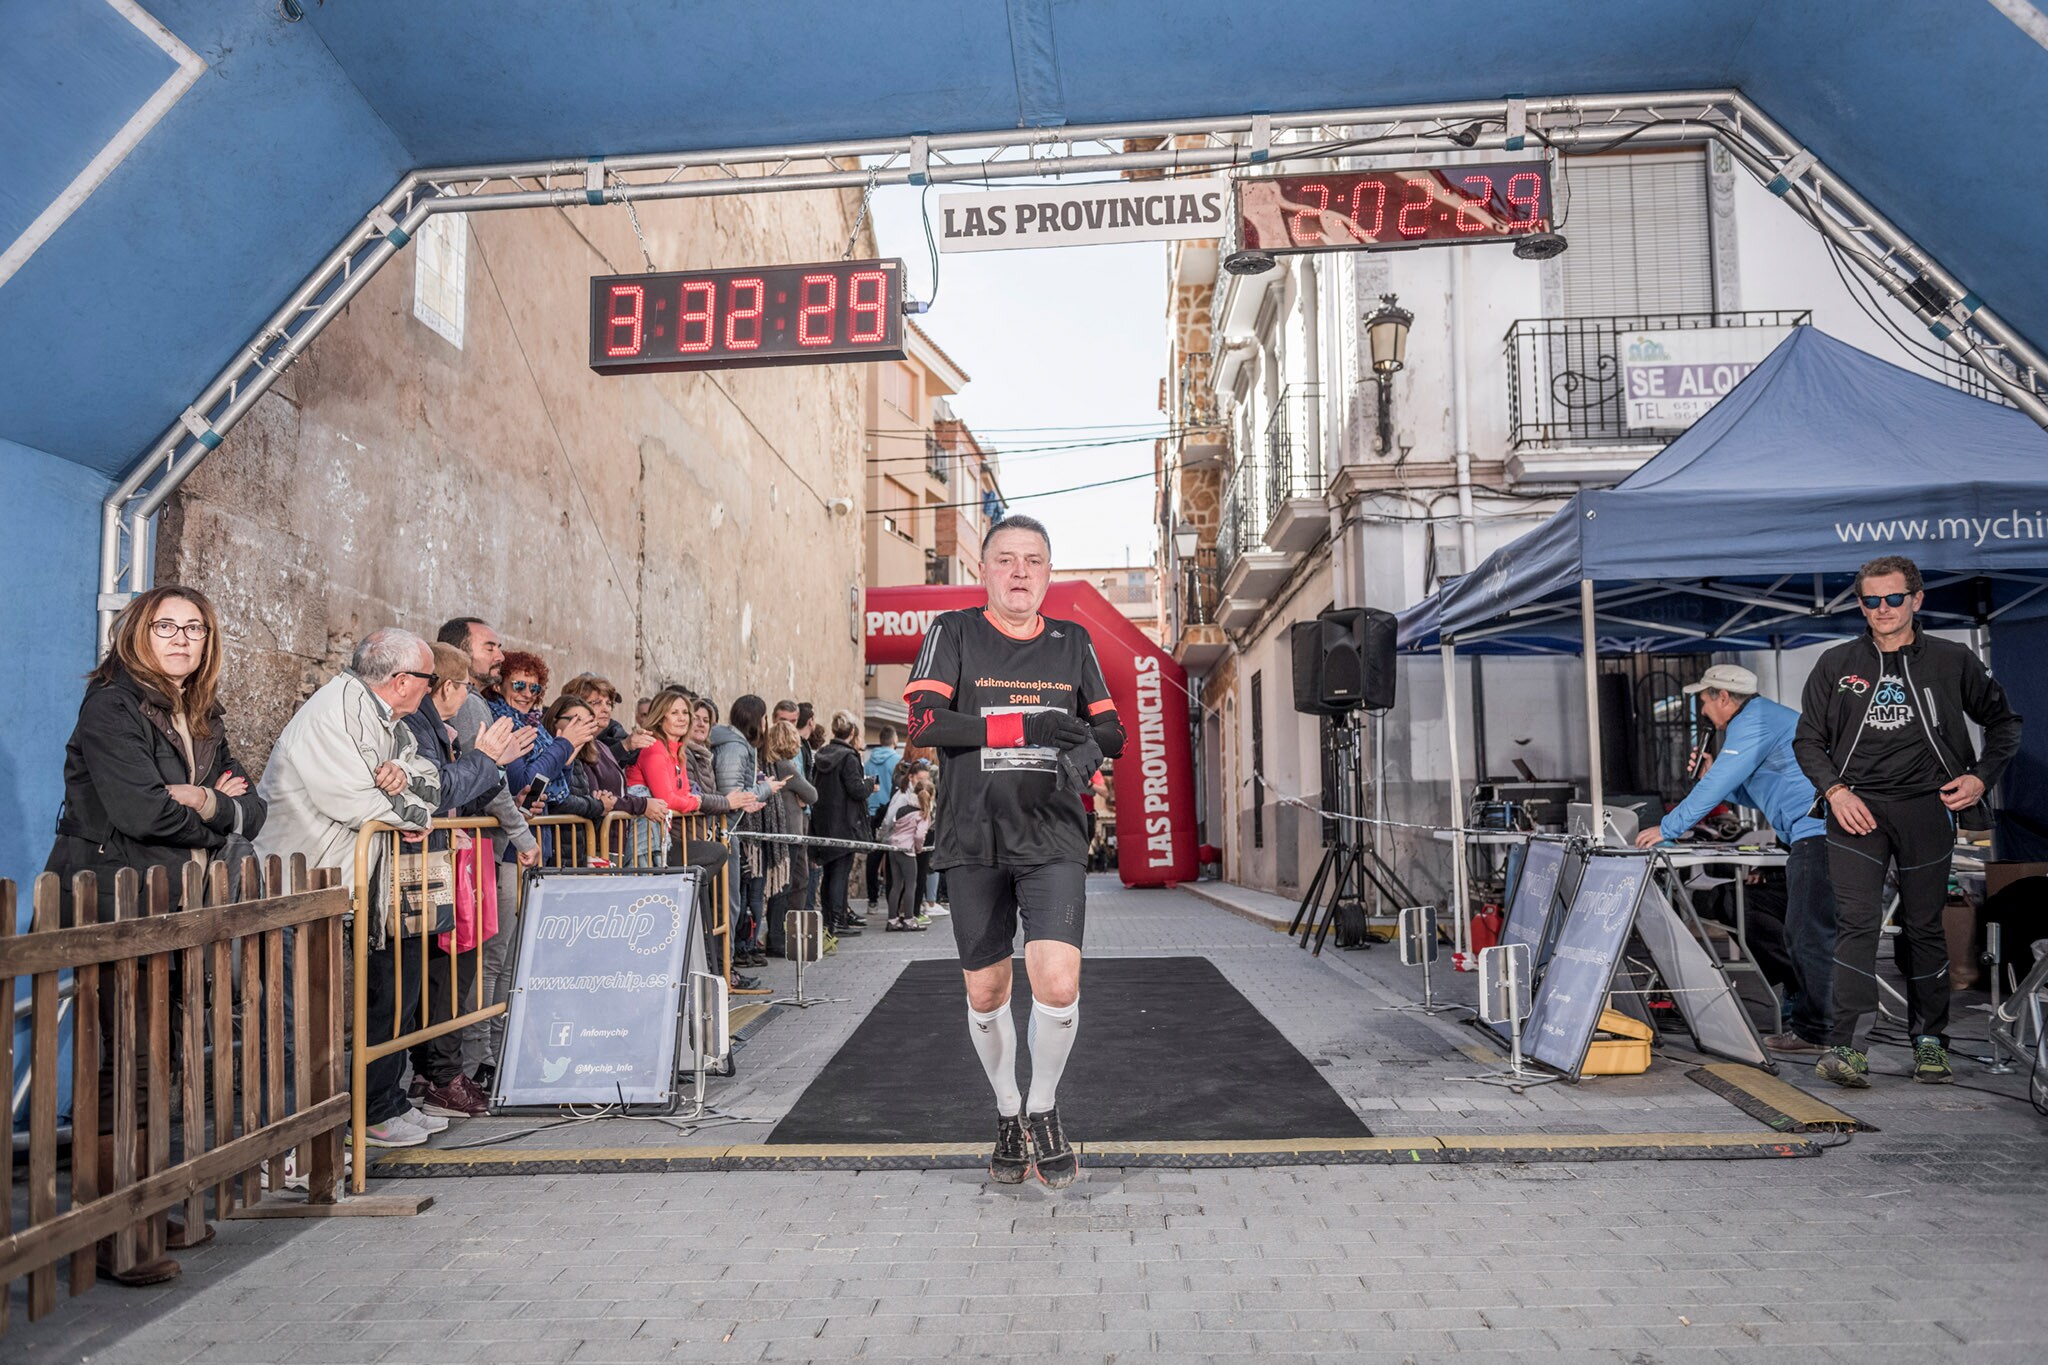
[869,184,1168,570]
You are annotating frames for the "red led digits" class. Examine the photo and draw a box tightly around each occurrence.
[847,270,887,343]
[1396,177,1433,238]
[1347,179,1388,240]
[1454,174,1494,234]
[678,280,715,353]
[1288,183,1330,245]
[605,284,644,357]
[724,277,765,350]
[1505,172,1543,227]
[798,273,838,347]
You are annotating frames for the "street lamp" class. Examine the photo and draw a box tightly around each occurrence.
[1172,521,1200,560]
[1363,293,1413,457]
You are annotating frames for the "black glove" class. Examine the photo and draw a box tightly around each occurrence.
[1057,738,1104,796]
[1021,710,1093,750]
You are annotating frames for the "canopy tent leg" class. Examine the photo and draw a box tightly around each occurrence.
[1582,579,1605,842]
[1441,640,1471,952]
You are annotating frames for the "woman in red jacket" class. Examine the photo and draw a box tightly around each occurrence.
[628,692,704,816]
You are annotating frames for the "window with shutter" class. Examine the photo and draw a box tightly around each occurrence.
[1557,151,1713,317]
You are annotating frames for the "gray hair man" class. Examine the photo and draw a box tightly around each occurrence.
[903,513,1126,1188]
[256,626,444,1148]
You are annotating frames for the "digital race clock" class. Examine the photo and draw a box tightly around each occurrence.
[588,258,906,375]
[1235,161,1553,254]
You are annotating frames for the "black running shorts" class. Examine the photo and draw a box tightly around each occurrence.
[944,862,1087,971]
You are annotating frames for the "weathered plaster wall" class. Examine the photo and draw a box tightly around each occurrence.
[158,187,871,770]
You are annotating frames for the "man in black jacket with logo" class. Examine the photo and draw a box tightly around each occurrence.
[1793,555,2022,1087]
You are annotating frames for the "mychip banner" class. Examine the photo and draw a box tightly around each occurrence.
[495,868,702,1109]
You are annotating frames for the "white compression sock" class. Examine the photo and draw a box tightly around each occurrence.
[1025,997,1080,1115]
[967,1002,1022,1117]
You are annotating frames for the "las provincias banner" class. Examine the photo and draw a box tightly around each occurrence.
[864,583,1199,888]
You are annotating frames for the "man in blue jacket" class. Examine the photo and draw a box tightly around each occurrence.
[1637,665,1835,1054]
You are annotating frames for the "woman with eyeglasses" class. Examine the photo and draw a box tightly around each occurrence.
[46,585,267,1284]
[48,585,267,912]
[487,651,602,863]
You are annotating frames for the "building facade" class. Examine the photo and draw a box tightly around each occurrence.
[156,184,876,776]
[860,324,1003,741]
[1159,137,1993,908]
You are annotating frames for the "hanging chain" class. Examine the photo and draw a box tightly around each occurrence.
[843,166,882,259]
[622,194,658,272]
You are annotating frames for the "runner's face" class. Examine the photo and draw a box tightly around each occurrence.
[1857,572,1920,637]
[985,528,1051,621]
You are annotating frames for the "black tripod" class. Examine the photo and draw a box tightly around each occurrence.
[1288,709,1425,955]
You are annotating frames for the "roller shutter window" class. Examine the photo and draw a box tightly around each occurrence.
[1557,151,1713,317]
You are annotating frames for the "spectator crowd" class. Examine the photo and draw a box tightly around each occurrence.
[48,589,949,1156]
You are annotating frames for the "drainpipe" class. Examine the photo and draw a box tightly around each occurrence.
[1448,245,1477,573]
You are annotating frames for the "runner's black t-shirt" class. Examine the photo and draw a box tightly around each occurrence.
[1840,650,1950,799]
[905,609,1114,869]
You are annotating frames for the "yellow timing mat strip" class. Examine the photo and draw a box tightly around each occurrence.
[367,1130,1824,1177]
[1687,1062,1873,1132]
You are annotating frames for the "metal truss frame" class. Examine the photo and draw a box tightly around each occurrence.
[95,88,2048,649]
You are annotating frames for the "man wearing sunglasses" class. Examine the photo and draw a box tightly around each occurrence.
[1793,555,2022,1087]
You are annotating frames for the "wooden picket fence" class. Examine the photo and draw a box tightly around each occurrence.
[0,855,417,1340]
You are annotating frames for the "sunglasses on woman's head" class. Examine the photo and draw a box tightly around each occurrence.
[1859,592,1910,609]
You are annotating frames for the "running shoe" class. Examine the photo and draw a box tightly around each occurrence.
[1815,1046,1870,1088]
[914,913,933,928]
[989,1113,1031,1185]
[420,1077,489,1118]
[1911,1035,1954,1084]
[1025,1108,1080,1189]
[925,904,950,917]
[822,932,838,955]
[360,1114,429,1148]
[406,1106,450,1134]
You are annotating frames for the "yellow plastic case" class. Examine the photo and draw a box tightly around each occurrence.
[1580,1007,1654,1076]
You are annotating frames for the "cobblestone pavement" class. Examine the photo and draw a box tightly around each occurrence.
[11,879,2047,1363]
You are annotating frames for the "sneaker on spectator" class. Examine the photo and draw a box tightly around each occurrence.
[408,1075,428,1104]
[823,932,839,955]
[925,903,950,917]
[452,1073,495,1113]
[361,1114,429,1148]
[407,1105,450,1134]
[914,913,933,928]
[421,1077,489,1118]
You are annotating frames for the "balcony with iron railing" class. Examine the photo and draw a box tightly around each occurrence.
[925,434,949,482]
[1217,444,1293,620]
[1173,547,1228,671]
[1261,384,1324,554]
[1504,310,1812,453]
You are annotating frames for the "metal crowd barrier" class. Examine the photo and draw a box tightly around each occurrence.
[347,814,594,1191]
[598,810,738,983]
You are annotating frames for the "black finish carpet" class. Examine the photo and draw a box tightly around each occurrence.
[767,955,1371,1143]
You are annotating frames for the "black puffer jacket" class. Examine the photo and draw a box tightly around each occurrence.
[809,740,871,844]
[46,664,267,910]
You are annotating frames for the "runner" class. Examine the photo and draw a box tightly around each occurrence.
[903,515,1125,1187]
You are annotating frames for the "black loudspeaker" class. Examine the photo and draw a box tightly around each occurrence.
[1292,607,1399,715]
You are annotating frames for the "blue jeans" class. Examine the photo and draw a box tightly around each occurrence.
[1783,835,1839,1044]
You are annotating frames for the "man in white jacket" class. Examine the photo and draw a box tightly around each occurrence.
[256,628,441,1147]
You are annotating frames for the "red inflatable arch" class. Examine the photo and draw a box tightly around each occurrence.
[864,584,1197,888]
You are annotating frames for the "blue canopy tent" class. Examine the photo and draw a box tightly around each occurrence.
[1398,326,2048,938]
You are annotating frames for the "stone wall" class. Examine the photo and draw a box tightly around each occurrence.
[157,186,872,771]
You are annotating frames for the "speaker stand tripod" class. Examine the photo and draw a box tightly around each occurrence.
[1287,710,1427,956]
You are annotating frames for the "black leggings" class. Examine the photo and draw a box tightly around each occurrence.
[886,850,919,921]
[1826,792,1954,1047]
